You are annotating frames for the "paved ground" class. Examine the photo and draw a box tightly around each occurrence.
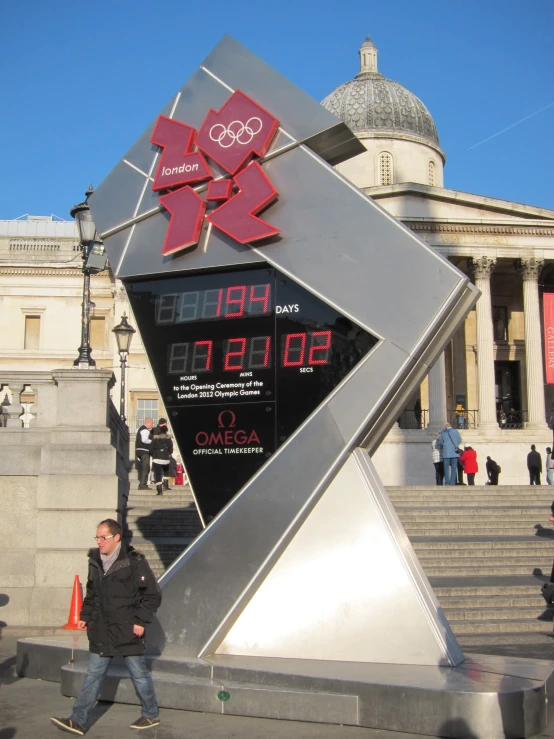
[2,631,554,739]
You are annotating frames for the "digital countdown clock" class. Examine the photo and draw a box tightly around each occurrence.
[127,265,377,520]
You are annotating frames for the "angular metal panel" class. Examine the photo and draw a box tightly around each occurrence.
[217,450,463,666]
[90,161,150,238]
[152,341,421,657]
[199,35,362,161]
[255,147,465,351]
[116,211,264,281]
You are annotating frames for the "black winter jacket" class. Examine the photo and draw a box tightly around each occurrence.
[150,427,173,463]
[80,544,161,657]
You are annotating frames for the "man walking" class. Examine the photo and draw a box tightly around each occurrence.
[51,519,161,735]
[438,422,462,486]
[527,444,542,485]
[136,417,154,490]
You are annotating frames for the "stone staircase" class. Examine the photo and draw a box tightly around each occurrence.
[123,481,554,651]
[123,485,203,578]
[388,485,554,648]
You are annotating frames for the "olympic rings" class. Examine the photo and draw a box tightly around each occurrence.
[209,117,263,148]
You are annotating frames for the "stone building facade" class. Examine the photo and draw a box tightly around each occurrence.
[0,216,159,430]
[321,37,554,484]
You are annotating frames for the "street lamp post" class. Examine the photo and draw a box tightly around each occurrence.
[112,313,136,422]
[71,186,98,368]
[71,185,108,368]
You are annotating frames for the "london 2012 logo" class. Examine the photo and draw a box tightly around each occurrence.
[150,90,280,256]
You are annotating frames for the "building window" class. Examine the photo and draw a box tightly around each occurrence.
[24,316,40,349]
[428,160,436,186]
[137,399,159,430]
[90,317,106,351]
[378,152,393,186]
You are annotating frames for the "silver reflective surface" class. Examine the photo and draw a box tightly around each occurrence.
[217,450,463,666]
[18,635,553,738]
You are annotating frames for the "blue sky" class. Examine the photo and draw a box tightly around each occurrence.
[1,0,552,219]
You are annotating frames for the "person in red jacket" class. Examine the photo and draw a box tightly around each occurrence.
[459,446,478,485]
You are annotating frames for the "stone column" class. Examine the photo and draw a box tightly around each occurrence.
[427,353,447,430]
[515,258,547,428]
[468,257,498,429]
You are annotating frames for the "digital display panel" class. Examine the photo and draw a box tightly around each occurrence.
[127,266,377,521]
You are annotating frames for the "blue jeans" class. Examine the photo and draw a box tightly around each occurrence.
[71,652,158,728]
[443,457,458,486]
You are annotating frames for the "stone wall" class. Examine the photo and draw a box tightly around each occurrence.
[0,369,129,627]
[373,426,554,486]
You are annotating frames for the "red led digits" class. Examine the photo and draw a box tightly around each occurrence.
[308,331,332,365]
[225,286,246,318]
[249,283,270,314]
[282,331,333,367]
[192,341,213,372]
[224,338,247,370]
[283,333,306,366]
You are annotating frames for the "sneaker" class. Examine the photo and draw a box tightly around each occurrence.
[50,717,85,735]
[130,716,160,730]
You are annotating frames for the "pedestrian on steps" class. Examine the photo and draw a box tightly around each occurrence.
[174,457,185,486]
[546,447,554,485]
[150,418,173,496]
[164,454,177,490]
[527,444,542,485]
[438,422,462,486]
[459,446,478,485]
[135,417,153,490]
[486,456,500,485]
[431,433,444,485]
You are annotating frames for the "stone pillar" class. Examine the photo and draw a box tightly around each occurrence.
[427,353,447,430]
[515,258,547,428]
[468,257,498,429]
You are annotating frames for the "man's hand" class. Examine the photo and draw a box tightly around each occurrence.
[133,624,145,637]
[77,620,87,631]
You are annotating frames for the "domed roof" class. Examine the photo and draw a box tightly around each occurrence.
[322,37,443,154]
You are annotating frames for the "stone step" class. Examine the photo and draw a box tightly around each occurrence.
[126,498,197,506]
[394,503,554,508]
[404,526,542,536]
[432,581,542,597]
[443,606,553,621]
[126,517,200,525]
[456,632,554,647]
[387,486,546,492]
[447,618,550,635]
[126,530,199,540]
[412,538,554,550]
[387,489,552,495]
[416,550,553,563]
[425,564,551,576]
[439,594,545,608]
[398,509,548,518]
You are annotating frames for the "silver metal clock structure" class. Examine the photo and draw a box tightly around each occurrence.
[17,36,554,738]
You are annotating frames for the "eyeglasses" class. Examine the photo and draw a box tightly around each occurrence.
[94,535,115,542]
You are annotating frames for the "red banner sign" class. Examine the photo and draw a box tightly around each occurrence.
[543,293,554,383]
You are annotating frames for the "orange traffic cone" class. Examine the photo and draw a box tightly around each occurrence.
[63,575,83,630]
